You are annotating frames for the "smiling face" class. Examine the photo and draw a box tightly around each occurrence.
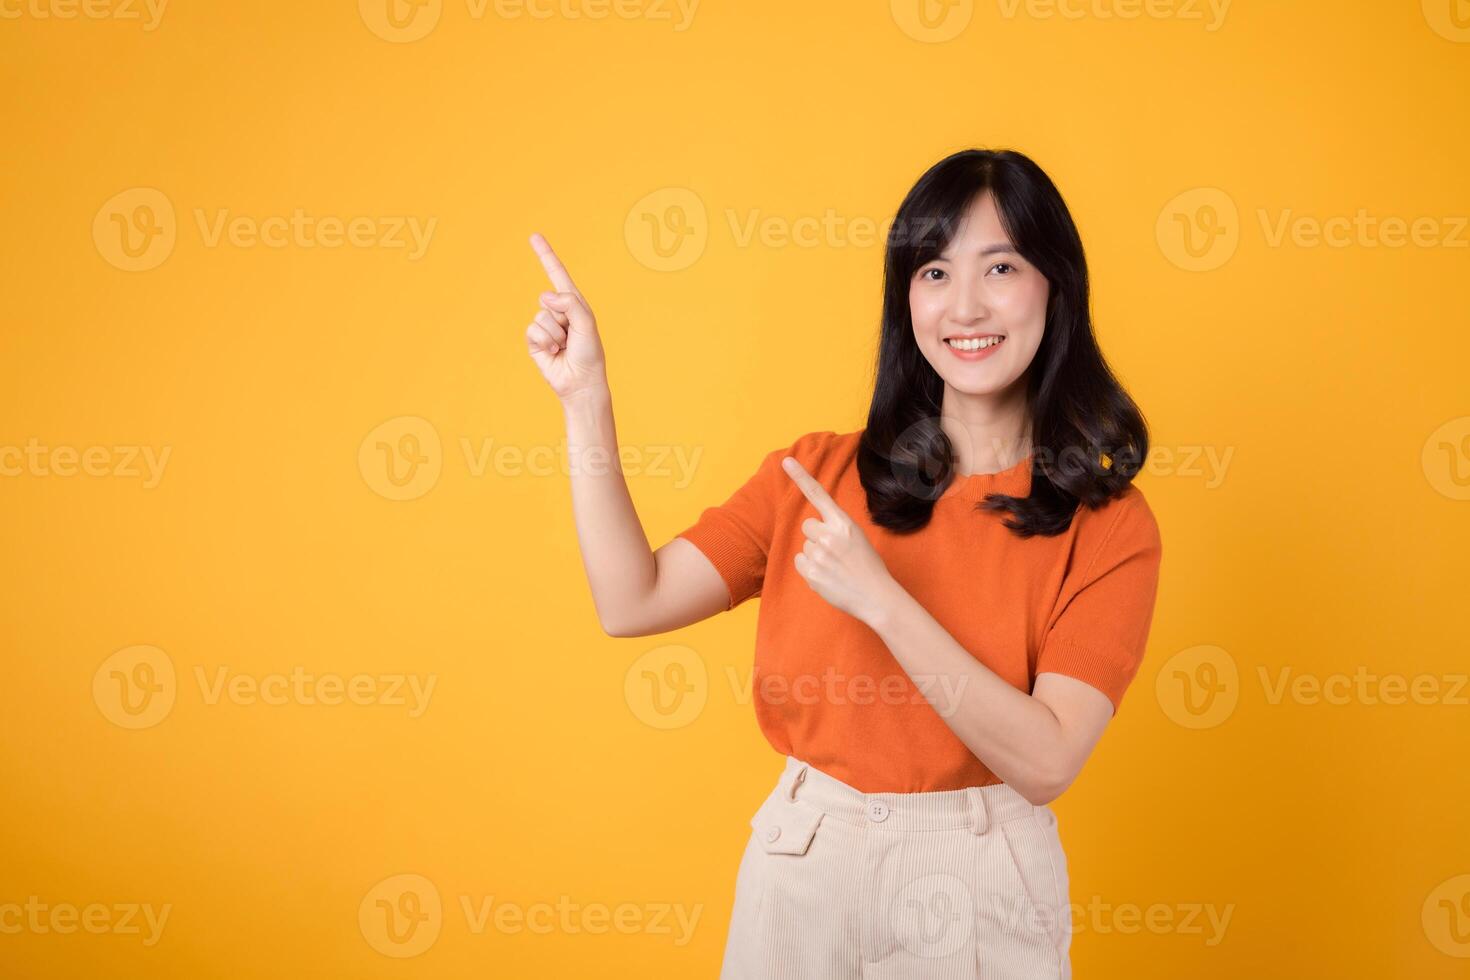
[909,189,1049,399]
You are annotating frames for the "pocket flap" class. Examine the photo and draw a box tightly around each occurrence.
[751,798,824,855]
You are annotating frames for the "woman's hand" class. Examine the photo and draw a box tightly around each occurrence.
[782,456,902,628]
[526,232,610,403]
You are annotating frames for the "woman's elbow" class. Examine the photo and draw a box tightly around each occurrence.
[1015,780,1061,808]
[1016,758,1077,807]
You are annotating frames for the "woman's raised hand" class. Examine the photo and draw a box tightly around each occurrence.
[526,232,609,402]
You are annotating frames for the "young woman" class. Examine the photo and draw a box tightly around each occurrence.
[525,147,1163,980]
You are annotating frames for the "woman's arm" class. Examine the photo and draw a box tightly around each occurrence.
[526,234,730,637]
[865,588,1116,806]
[561,387,730,636]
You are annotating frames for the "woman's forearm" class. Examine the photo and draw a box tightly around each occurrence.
[866,584,1070,804]
[561,385,659,636]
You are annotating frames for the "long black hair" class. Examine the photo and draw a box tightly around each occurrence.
[858,148,1150,537]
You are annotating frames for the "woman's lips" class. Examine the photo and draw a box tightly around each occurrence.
[943,336,1005,361]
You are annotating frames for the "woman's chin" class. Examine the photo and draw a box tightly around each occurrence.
[937,372,1018,398]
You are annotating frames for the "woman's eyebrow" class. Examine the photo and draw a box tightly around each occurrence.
[935,242,1018,259]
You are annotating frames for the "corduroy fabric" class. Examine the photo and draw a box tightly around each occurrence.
[721,755,1072,979]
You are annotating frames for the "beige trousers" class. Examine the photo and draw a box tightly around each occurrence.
[720,755,1072,979]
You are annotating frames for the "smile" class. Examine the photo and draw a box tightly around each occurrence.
[943,335,1005,360]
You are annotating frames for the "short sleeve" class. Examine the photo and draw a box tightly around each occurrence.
[675,432,823,611]
[1035,488,1163,715]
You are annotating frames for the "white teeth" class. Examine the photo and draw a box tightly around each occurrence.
[945,336,1004,351]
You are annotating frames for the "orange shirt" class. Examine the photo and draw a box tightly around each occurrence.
[676,428,1163,793]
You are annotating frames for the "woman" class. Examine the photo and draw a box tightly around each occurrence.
[525,147,1163,979]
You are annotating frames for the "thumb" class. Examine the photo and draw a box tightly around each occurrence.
[540,291,596,335]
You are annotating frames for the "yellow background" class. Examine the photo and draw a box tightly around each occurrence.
[3,0,1469,975]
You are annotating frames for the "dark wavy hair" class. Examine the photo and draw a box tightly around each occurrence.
[858,148,1150,537]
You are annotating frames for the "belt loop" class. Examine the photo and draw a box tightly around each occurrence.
[966,787,989,834]
[787,764,808,801]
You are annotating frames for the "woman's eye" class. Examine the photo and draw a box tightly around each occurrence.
[919,268,945,281]
[991,263,1014,275]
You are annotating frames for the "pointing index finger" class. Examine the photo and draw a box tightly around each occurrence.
[782,456,844,524]
[529,232,580,295]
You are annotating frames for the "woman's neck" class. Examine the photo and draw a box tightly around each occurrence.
[940,385,1032,476]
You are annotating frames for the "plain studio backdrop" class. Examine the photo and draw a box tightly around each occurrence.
[1,1,1467,977]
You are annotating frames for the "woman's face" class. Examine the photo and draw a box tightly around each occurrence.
[908,190,1049,398]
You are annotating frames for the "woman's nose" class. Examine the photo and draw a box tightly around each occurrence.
[951,282,988,322]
